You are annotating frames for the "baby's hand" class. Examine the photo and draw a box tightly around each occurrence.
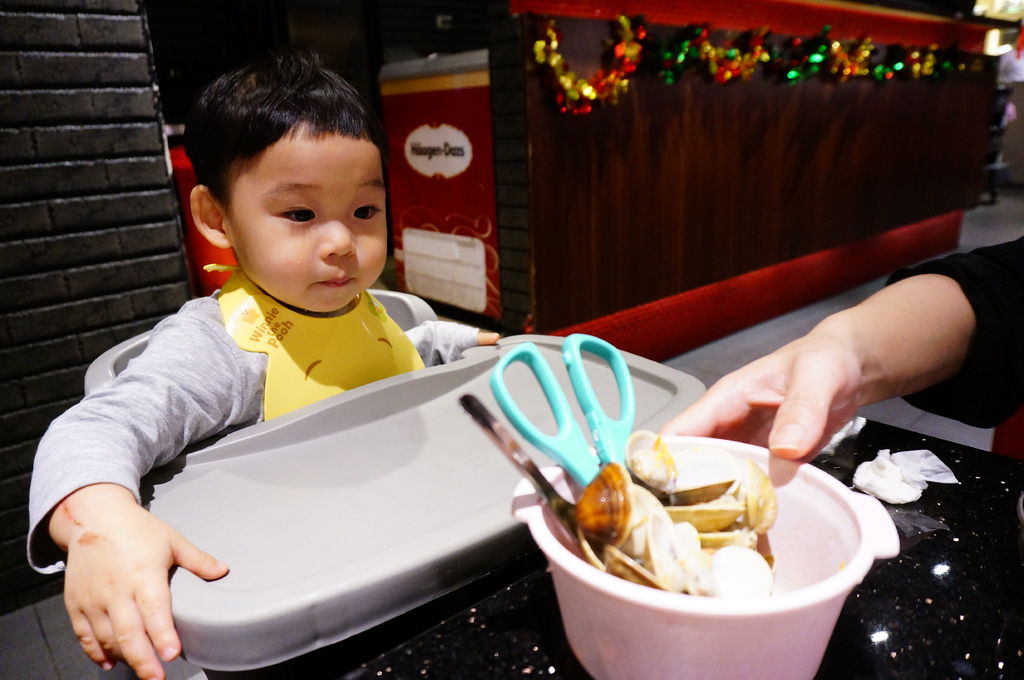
[49,483,228,680]
[477,330,501,345]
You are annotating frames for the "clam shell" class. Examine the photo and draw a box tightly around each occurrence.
[626,433,743,502]
[744,459,779,534]
[699,528,758,550]
[619,484,672,559]
[575,527,607,571]
[710,545,774,598]
[667,480,736,506]
[643,513,688,593]
[625,430,678,493]
[671,520,701,557]
[679,549,716,596]
[670,446,742,498]
[665,499,746,532]
[576,462,633,547]
[603,544,663,589]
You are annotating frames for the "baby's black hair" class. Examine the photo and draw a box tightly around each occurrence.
[184,48,386,203]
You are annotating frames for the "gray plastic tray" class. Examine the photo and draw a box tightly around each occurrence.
[144,335,705,670]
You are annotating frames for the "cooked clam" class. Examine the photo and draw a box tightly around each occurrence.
[710,546,774,599]
[573,431,779,599]
[625,430,678,492]
[642,513,689,593]
[698,528,759,551]
[664,497,745,532]
[603,543,664,589]
[744,459,778,534]
[575,462,633,547]
[627,432,744,505]
[576,527,607,572]
[618,484,670,559]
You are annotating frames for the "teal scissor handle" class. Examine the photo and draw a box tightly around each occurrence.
[490,342,599,485]
[562,333,635,466]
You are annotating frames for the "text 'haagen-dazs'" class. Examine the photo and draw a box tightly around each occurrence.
[409,142,466,160]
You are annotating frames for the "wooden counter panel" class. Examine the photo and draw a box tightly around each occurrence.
[524,18,994,330]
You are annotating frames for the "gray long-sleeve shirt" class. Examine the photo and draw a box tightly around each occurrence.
[28,295,479,572]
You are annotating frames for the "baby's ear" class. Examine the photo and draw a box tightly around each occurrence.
[190,185,232,249]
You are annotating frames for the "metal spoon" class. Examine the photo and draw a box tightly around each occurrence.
[459,394,578,534]
[459,394,635,557]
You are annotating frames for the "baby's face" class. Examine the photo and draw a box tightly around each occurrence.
[219,131,387,313]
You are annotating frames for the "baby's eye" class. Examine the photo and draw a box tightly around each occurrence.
[283,209,315,222]
[354,205,380,219]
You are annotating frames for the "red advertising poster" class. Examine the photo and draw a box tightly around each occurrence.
[380,53,501,319]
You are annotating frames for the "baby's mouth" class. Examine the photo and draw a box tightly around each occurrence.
[318,276,353,288]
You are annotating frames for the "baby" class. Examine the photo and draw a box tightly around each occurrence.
[27,49,498,680]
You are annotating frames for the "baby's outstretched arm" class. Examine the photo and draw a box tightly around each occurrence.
[477,330,500,345]
[49,483,228,680]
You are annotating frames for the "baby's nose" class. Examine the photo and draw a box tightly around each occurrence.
[322,221,355,258]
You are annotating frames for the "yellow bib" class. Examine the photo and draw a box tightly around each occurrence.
[216,271,425,420]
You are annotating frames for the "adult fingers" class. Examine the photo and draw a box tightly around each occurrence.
[659,390,725,438]
[659,371,783,440]
[659,380,757,438]
[768,351,852,460]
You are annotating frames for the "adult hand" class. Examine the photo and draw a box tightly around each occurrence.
[660,333,864,460]
[661,274,975,461]
[50,483,229,680]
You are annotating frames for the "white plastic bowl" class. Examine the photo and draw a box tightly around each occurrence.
[511,436,899,680]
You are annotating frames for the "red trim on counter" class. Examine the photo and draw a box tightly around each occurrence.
[509,1,989,52]
[550,212,962,362]
[992,410,1024,458]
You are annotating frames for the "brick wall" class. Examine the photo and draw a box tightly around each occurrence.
[0,0,189,613]
[487,3,530,332]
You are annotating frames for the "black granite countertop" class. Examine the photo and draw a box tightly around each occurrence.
[209,419,1024,680]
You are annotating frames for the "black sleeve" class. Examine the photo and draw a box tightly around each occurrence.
[885,236,1024,427]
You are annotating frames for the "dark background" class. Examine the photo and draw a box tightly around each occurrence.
[145,0,493,127]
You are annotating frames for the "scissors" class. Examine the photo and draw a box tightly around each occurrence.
[489,333,636,486]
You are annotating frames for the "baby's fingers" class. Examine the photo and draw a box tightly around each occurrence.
[169,531,229,581]
[477,330,500,346]
[67,607,114,670]
[136,582,179,663]
[106,601,166,680]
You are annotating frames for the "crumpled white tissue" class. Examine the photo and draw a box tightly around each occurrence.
[852,449,959,504]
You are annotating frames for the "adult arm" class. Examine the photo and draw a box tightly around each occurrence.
[892,236,1024,425]
[661,272,976,459]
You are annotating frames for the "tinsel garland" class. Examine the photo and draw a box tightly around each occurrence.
[533,15,987,114]
[533,15,643,114]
